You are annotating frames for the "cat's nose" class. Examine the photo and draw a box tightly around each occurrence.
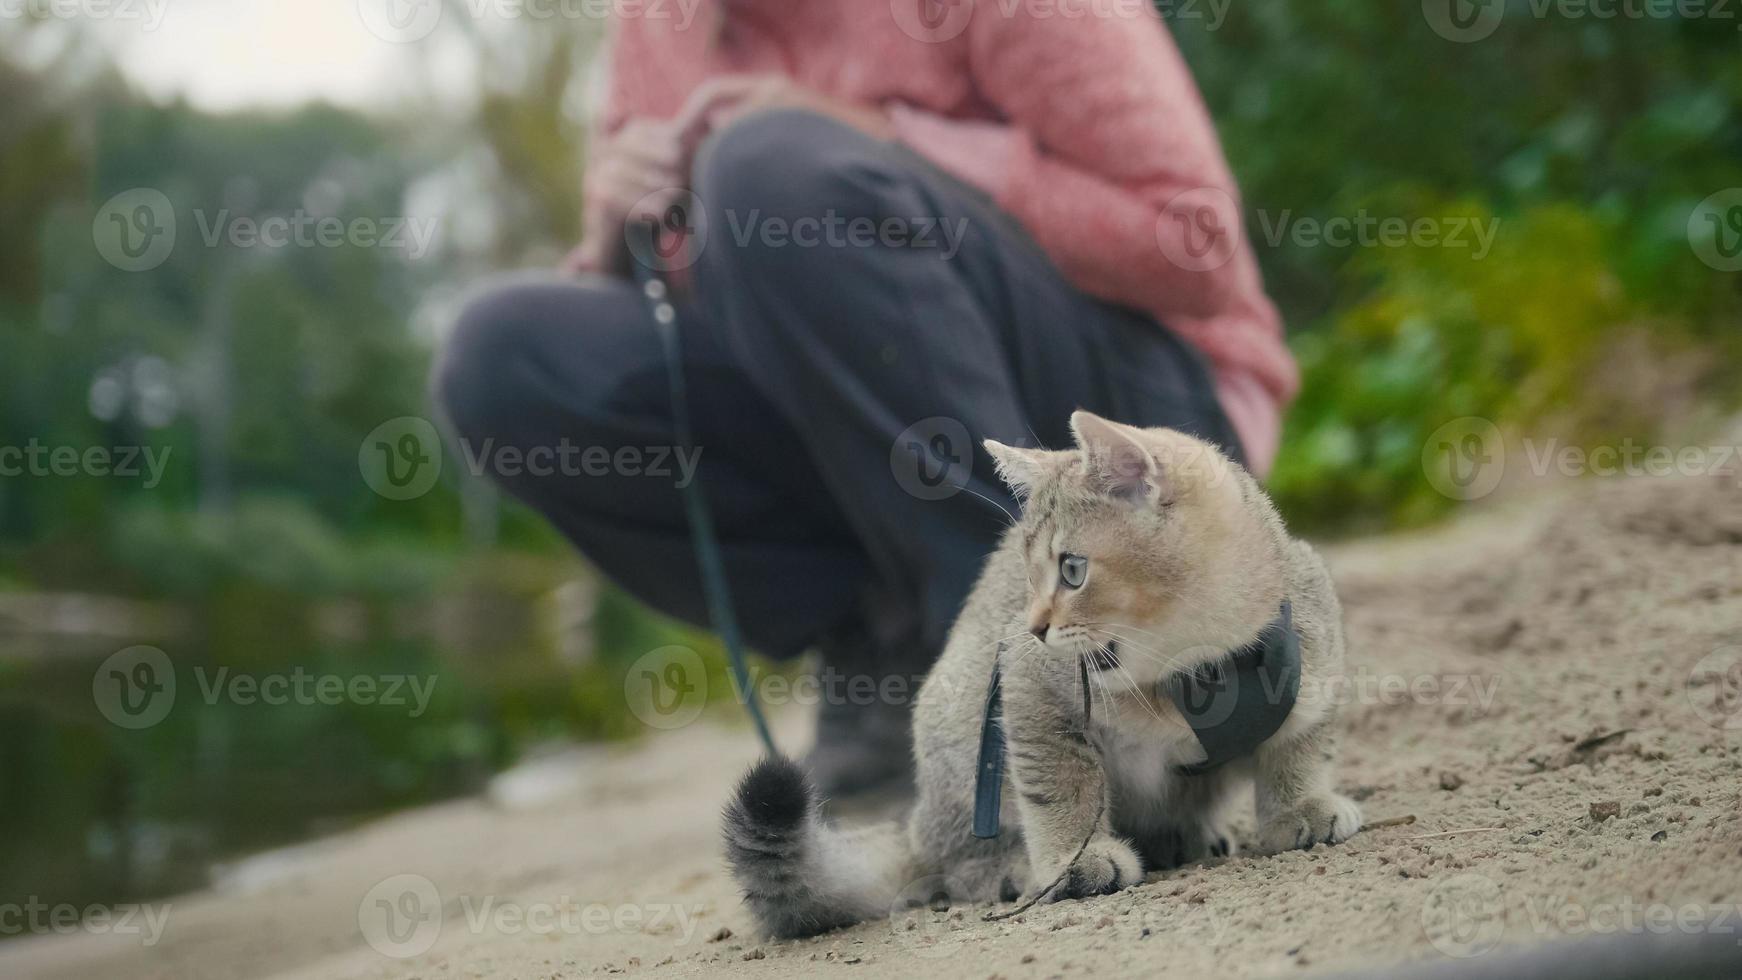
[1028,622,1048,641]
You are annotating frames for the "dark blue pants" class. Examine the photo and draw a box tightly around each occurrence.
[435,110,1241,670]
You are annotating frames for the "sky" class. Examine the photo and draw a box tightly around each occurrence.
[72,0,473,111]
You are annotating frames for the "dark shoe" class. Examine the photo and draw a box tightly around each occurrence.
[800,624,927,806]
[805,686,914,802]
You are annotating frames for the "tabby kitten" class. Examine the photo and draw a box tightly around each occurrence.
[723,411,1359,938]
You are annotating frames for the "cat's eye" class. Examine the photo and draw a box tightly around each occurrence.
[1059,553,1088,589]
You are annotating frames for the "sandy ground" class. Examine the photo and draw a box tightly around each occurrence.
[7,473,1742,980]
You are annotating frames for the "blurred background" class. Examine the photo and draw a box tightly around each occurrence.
[2,0,1739,932]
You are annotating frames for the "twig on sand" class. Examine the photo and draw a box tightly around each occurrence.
[1360,814,1418,831]
[1400,827,1507,841]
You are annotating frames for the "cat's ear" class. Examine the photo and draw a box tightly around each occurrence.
[984,439,1044,498]
[1070,410,1172,506]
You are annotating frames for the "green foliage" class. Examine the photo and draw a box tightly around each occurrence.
[1166,3,1742,530]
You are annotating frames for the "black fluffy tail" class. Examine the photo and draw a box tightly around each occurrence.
[722,757,910,938]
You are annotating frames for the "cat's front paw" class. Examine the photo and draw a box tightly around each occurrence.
[1040,837,1143,903]
[1258,793,1362,854]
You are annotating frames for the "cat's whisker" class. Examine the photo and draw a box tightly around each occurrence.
[1087,626,1198,671]
[1083,621,1190,646]
[955,482,1020,528]
[997,635,1050,677]
[1096,642,1171,727]
[1086,626,1196,677]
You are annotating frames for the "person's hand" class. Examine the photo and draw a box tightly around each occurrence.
[563,118,686,276]
[564,78,891,275]
[671,75,893,160]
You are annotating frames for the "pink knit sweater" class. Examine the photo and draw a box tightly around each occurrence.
[598,0,1295,471]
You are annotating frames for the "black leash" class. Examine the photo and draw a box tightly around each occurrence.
[979,652,1101,920]
[973,650,1094,840]
[627,220,778,758]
